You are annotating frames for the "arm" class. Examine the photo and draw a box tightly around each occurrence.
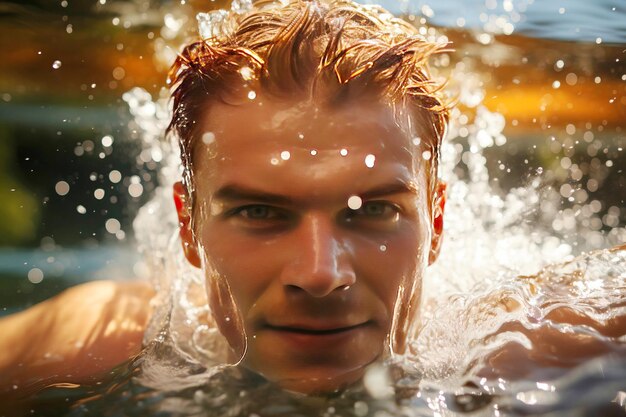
[0,280,154,400]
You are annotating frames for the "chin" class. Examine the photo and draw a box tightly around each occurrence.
[270,365,371,395]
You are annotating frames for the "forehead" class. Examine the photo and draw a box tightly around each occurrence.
[192,96,428,201]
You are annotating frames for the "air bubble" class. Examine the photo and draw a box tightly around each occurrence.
[280,151,290,160]
[52,60,62,69]
[340,149,348,156]
[76,205,86,214]
[247,91,256,100]
[364,154,376,168]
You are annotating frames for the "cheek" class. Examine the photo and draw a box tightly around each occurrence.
[352,221,426,308]
[199,224,279,312]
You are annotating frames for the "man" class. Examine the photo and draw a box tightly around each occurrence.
[166,0,447,394]
[0,0,623,406]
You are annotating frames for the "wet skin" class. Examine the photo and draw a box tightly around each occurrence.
[175,96,445,393]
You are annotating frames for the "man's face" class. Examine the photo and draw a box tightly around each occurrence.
[175,95,444,393]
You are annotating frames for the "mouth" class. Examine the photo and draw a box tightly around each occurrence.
[264,322,371,335]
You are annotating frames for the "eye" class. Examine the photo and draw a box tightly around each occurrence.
[227,204,293,230]
[343,201,400,225]
[239,205,273,219]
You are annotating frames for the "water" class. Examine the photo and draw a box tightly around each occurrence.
[3,0,626,415]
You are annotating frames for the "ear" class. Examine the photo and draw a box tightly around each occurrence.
[173,181,201,268]
[428,181,446,265]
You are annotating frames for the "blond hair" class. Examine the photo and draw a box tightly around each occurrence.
[168,0,450,184]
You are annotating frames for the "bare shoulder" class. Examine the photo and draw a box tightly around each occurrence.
[610,243,626,252]
[478,244,626,380]
[0,280,155,398]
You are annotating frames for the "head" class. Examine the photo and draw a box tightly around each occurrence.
[169,0,450,393]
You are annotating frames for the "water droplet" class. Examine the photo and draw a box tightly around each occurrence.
[105,218,121,234]
[379,245,387,252]
[340,148,348,156]
[109,170,122,183]
[231,0,252,14]
[28,268,44,284]
[555,60,565,70]
[52,60,62,69]
[412,137,421,146]
[76,205,86,214]
[565,72,578,86]
[552,80,561,89]
[101,135,113,147]
[247,90,256,100]
[239,67,253,80]
[197,10,229,39]
[364,154,376,168]
[55,180,70,196]
[128,182,143,198]
[280,150,290,160]
[422,150,432,160]
[94,189,105,200]
[202,132,216,145]
[310,149,317,156]
[112,66,125,80]
[347,195,362,210]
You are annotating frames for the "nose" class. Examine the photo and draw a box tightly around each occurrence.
[280,213,356,297]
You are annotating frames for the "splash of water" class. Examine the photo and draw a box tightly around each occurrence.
[117,1,626,415]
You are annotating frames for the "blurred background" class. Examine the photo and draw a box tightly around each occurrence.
[0,0,624,314]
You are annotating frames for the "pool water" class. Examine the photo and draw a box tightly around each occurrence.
[1,0,625,415]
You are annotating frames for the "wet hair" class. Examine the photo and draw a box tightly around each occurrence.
[167,0,450,189]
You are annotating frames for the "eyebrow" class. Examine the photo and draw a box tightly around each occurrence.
[213,185,295,205]
[213,180,418,206]
[358,181,419,200]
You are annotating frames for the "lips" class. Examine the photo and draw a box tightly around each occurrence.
[256,321,374,350]
[264,322,370,335]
